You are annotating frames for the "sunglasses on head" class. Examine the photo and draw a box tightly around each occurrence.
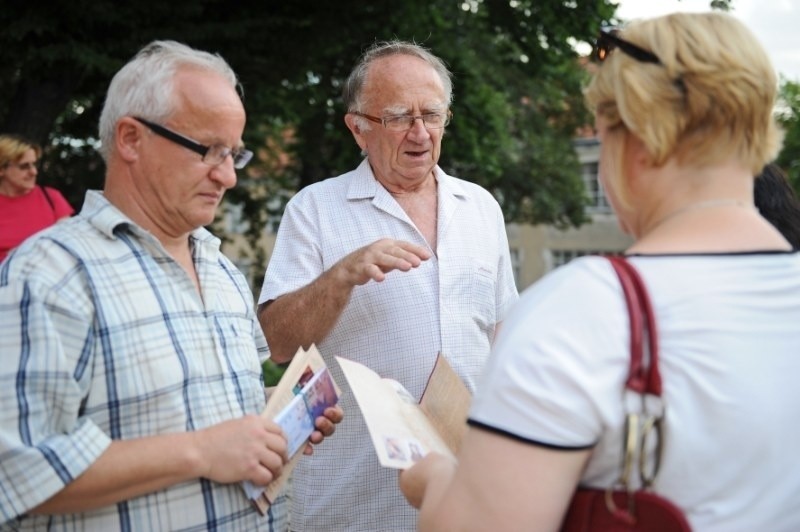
[594,28,661,65]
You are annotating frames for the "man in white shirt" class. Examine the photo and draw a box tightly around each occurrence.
[258,40,518,531]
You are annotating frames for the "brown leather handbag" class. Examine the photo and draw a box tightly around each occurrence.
[560,256,692,532]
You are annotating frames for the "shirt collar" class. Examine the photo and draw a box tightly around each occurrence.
[346,158,467,200]
[80,190,220,250]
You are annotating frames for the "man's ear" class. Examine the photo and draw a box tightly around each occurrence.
[115,117,143,163]
[344,113,368,152]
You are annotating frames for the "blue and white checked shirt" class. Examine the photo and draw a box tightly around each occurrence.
[0,191,285,531]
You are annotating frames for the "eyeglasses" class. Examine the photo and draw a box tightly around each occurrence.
[353,110,452,131]
[133,116,254,170]
[594,28,661,65]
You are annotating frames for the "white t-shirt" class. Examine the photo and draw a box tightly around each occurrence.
[470,252,800,531]
[259,159,519,531]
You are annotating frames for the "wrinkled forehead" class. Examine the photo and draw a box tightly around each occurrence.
[362,55,448,112]
[174,68,243,111]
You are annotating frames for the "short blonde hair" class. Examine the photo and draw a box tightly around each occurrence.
[584,12,783,205]
[0,134,41,168]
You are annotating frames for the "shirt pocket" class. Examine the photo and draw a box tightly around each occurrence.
[216,315,268,413]
[471,261,497,330]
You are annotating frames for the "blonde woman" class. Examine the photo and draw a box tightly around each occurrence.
[0,135,73,261]
[400,12,800,531]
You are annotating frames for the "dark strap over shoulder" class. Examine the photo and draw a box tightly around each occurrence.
[39,184,56,212]
[38,184,59,223]
[606,256,662,397]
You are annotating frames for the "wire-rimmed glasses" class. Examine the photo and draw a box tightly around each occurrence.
[352,110,452,131]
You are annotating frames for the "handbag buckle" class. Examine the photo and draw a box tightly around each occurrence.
[621,390,665,487]
[639,410,664,488]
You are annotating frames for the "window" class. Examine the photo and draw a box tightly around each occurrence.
[550,249,619,269]
[582,162,611,213]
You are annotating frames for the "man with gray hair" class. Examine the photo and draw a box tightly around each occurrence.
[257,40,518,531]
[0,40,340,530]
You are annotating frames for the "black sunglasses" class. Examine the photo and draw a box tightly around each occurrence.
[594,28,661,65]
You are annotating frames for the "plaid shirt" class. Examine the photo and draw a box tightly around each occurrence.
[0,191,285,531]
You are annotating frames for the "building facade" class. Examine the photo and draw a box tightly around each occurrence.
[505,137,632,289]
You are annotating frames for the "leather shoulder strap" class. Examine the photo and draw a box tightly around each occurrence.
[606,256,662,397]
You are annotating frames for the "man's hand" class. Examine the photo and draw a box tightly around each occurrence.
[335,239,432,286]
[259,238,432,364]
[304,405,345,455]
[192,415,288,486]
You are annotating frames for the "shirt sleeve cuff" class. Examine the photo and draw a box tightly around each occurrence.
[0,418,112,523]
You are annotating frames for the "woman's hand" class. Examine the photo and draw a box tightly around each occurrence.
[399,452,456,508]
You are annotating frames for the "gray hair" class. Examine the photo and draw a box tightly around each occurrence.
[97,40,239,162]
[343,40,453,130]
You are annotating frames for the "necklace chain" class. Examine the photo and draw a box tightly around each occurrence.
[652,199,752,231]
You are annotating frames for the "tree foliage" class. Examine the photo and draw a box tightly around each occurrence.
[776,79,800,190]
[0,1,621,242]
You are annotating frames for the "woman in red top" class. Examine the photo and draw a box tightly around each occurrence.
[0,134,74,261]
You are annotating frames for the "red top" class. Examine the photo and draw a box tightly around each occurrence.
[0,186,74,261]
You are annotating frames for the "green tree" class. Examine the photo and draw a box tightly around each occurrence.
[0,1,619,228]
[776,78,800,190]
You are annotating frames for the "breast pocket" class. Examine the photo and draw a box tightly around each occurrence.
[471,262,497,330]
[218,316,269,408]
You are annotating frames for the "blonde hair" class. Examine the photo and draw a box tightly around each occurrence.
[0,134,41,168]
[584,12,783,206]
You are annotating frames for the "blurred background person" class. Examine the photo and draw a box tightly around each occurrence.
[754,162,800,248]
[0,134,73,261]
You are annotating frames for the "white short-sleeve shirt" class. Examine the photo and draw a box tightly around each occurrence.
[470,253,800,531]
[259,159,519,531]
